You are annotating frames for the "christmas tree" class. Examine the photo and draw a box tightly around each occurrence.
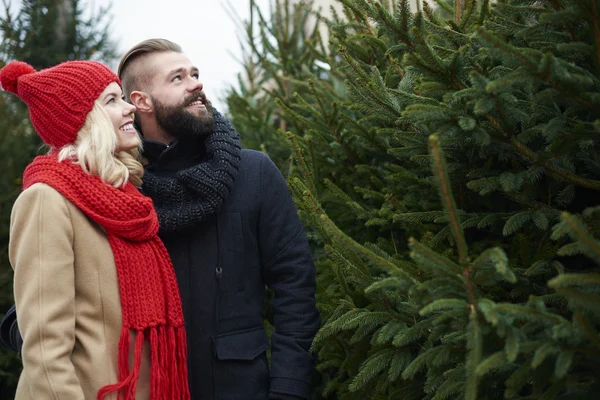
[227,0,600,398]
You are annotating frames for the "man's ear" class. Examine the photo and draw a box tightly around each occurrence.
[130,90,152,113]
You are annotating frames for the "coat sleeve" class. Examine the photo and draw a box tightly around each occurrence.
[9,183,84,399]
[257,153,320,400]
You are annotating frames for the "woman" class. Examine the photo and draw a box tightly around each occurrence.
[0,60,189,400]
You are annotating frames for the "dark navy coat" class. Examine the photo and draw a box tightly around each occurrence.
[144,139,320,400]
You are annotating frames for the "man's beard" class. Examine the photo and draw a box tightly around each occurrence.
[152,92,215,139]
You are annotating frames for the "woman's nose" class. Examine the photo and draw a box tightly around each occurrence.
[123,101,136,115]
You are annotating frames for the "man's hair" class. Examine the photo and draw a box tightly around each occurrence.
[57,101,144,188]
[118,38,182,100]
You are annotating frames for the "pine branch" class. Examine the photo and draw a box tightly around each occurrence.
[409,238,463,277]
[323,210,419,278]
[592,0,600,72]
[470,247,515,283]
[378,0,412,47]
[532,342,559,368]
[432,0,453,15]
[285,132,317,197]
[419,298,468,315]
[372,2,405,78]
[245,5,288,96]
[308,79,360,164]
[478,0,490,25]
[554,350,574,379]
[349,348,396,392]
[459,0,477,30]
[551,287,600,313]
[475,350,506,377]
[504,359,535,397]
[495,304,567,325]
[422,1,443,28]
[465,304,482,400]
[428,135,468,264]
[328,259,352,299]
[509,137,600,191]
[477,27,599,112]
[548,273,600,288]
[551,212,600,263]
[575,312,600,350]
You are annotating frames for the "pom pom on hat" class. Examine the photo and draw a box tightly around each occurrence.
[0,61,36,94]
[0,60,120,148]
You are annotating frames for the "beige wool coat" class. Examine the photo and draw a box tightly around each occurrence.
[9,182,151,400]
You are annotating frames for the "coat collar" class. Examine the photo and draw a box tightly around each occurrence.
[143,134,207,173]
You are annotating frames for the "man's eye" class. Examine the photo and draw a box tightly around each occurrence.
[172,75,181,82]
[192,73,199,80]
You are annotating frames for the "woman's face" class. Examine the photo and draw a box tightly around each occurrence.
[98,82,139,152]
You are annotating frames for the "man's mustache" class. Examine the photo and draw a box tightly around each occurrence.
[183,91,207,107]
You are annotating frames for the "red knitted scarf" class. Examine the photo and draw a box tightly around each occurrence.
[22,154,190,400]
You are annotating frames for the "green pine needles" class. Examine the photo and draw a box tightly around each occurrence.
[227,0,600,398]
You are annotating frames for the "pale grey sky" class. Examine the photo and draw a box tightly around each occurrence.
[98,0,271,111]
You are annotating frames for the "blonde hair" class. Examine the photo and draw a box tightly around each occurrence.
[57,102,144,188]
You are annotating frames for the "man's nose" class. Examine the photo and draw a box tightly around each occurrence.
[187,78,203,93]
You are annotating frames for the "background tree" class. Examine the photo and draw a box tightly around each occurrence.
[0,1,117,396]
[227,0,600,398]
[225,0,338,172]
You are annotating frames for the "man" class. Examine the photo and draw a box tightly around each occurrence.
[1,39,320,400]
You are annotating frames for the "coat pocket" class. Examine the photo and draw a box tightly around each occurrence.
[213,327,270,399]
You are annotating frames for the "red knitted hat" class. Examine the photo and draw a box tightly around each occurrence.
[0,60,120,148]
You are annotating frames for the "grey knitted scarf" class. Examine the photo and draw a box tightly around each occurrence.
[141,110,242,233]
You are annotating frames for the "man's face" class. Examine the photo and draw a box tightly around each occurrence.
[147,51,215,138]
